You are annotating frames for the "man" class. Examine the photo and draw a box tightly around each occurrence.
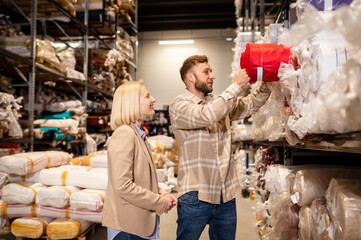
[169,55,271,240]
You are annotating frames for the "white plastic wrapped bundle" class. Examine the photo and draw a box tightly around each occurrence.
[0,200,38,218]
[70,189,105,211]
[326,178,361,240]
[0,172,7,188]
[58,165,107,174]
[1,183,45,205]
[264,165,295,194]
[8,171,41,183]
[292,167,361,206]
[81,150,107,168]
[0,151,72,175]
[310,199,331,240]
[47,100,82,113]
[36,186,81,208]
[37,205,102,223]
[38,167,107,190]
[249,82,286,142]
[33,119,79,134]
[11,217,52,239]
[152,152,165,169]
[46,219,92,240]
[298,206,313,240]
[147,135,175,150]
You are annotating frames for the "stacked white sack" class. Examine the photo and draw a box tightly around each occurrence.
[0,172,7,188]
[46,219,92,240]
[326,178,361,240]
[70,189,105,211]
[36,186,81,208]
[0,151,71,175]
[147,135,175,151]
[292,167,361,206]
[11,217,53,239]
[80,150,107,168]
[0,200,102,223]
[38,166,107,190]
[1,182,45,204]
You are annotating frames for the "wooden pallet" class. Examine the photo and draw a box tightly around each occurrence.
[15,223,98,240]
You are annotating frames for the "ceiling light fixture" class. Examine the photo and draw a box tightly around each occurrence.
[158,40,194,45]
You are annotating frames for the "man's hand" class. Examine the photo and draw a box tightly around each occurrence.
[233,69,250,88]
[164,193,178,214]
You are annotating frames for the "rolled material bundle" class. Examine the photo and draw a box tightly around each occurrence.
[0,200,38,218]
[81,150,107,168]
[240,43,294,84]
[310,199,331,240]
[0,151,71,175]
[0,172,7,188]
[11,217,52,239]
[298,206,313,240]
[1,182,45,204]
[326,178,361,240]
[70,189,105,211]
[46,219,92,240]
[36,186,81,208]
[292,167,361,206]
[38,167,107,190]
[148,135,175,150]
[37,205,102,223]
[48,100,82,113]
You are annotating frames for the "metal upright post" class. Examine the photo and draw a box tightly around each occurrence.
[82,0,89,154]
[29,0,38,152]
[260,0,265,36]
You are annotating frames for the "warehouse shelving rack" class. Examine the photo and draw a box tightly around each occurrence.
[0,0,137,153]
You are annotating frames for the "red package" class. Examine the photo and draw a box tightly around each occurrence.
[241,43,293,84]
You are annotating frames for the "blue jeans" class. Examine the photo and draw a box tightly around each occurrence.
[176,191,237,240]
[113,231,144,240]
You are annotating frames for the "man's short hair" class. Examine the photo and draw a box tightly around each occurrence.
[110,81,143,130]
[179,55,208,81]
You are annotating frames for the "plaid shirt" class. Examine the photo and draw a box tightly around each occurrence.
[169,82,270,204]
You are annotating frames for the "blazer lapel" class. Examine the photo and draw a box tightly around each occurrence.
[130,125,157,173]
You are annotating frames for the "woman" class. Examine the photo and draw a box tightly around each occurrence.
[102,81,177,240]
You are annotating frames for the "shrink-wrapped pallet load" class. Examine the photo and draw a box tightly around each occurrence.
[1,182,45,205]
[292,167,361,206]
[11,217,52,239]
[81,150,107,168]
[0,151,71,175]
[310,199,331,240]
[70,189,105,211]
[36,186,81,208]
[46,219,92,240]
[326,178,361,240]
[298,206,313,240]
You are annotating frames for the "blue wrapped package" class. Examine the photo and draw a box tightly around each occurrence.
[305,0,353,11]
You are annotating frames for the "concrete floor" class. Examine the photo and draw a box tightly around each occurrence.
[0,194,260,240]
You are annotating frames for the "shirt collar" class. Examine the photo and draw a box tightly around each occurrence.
[183,89,214,104]
[134,124,146,141]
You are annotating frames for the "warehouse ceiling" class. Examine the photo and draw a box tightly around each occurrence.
[137,0,285,32]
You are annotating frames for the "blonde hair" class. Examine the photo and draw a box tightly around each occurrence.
[110,81,143,130]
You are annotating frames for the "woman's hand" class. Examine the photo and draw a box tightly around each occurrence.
[164,193,178,213]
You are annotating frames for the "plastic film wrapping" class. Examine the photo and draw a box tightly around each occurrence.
[1,182,45,205]
[81,150,107,168]
[36,186,81,208]
[11,217,52,239]
[310,199,331,240]
[292,167,361,206]
[298,206,313,240]
[326,178,361,240]
[70,189,105,211]
[46,219,92,240]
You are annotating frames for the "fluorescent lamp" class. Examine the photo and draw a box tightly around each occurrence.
[159,40,194,45]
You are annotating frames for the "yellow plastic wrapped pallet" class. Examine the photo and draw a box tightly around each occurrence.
[11,217,49,239]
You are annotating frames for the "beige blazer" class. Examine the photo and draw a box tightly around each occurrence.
[102,124,168,237]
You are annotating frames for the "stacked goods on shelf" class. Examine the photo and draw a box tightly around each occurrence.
[0,151,107,237]
[0,92,23,139]
[231,0,361,145]
[248,147,361,239]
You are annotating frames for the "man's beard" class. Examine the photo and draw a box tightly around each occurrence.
[194,74,212,94]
